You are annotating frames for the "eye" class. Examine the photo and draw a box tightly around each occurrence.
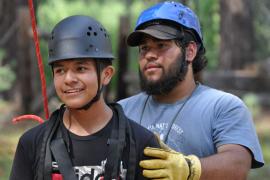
[77,66,87,72]
[53,67,65,75]
[139,45,149,54]
[157,42,167,49]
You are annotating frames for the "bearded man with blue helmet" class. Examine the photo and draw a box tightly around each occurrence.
[118,1,264,179]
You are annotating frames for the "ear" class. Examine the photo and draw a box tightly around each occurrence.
[101,65,115,86]
[185,42,198,63]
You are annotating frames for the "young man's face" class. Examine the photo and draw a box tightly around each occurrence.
[53,59,98,109]
[138,37,187,95]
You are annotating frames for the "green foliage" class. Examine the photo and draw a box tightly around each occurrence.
[253,0,270,61]
[37,0,125,50]
[189,0,220,70]
[0,49,15,92]
[39,39,52,84]
[242,93,261,119]
[0,126,30,180]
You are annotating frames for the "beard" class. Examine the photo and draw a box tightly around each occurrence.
[139,53,188,95]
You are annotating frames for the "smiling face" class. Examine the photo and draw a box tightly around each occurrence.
[53,59,99,109]
[138,37,188,95]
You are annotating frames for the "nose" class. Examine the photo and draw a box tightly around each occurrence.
[64,70,78,84]
[144,48,158,61]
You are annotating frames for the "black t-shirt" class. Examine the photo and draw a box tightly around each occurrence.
[10,104,160,180]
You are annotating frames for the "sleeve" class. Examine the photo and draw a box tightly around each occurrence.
[10,136,34,180]
[132,124,161,180]
[138,128,160,161]
[143,133,160,149]
[212,94,264,168]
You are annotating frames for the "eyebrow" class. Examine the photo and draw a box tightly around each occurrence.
[52,63,63,68]
[53,59,92,67]
[75,60,91,65]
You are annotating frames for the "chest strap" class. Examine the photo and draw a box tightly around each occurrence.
[104,107,126,180]
[50,138,77,180]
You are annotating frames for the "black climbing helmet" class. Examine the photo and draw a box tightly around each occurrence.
[48,15,114,65]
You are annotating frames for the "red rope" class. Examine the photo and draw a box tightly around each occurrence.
[12,115,44,124]
[28,0,49,119]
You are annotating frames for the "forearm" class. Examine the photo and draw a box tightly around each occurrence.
[199,144,252,180]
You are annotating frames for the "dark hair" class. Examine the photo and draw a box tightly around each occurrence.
[175,30,207,74]
[190,41,207,74]
[96,58,113,71]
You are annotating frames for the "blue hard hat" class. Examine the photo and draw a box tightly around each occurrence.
[127,1,202,46]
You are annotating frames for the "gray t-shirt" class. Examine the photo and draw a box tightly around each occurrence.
[118,84,264,168]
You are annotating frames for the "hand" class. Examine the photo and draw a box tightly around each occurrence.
[140,147,201,180]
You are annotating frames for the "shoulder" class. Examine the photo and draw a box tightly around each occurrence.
[117,93,150,122]
[128,118,160,149]
[13,121,48,170]
[18,122,48,148]
[18,108,61,149]
[196,84,245,107]
[112,103,159,148]
[129,120,153,137]
[118,93,148,108]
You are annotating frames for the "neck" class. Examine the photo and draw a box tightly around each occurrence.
[153,67,197,103]
[63,98,113,136]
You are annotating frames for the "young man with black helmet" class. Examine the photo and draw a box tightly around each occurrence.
[10,15,159,180]
[119,1,264,179]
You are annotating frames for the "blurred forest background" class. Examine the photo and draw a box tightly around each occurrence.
[0,0,270,179]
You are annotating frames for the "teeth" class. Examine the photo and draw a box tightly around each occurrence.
[65,89,81,93]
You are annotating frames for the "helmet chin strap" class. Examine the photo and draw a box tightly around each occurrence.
[77,61,104,110]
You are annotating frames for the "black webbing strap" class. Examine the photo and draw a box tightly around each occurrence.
[115,104,136,180]
[50,138,77,180]
[36,108,61,180]
[50,105,77,180]
[126,120,136,179]
[104,130,120,179]
[43,117,59,180]
[104,104,127,180]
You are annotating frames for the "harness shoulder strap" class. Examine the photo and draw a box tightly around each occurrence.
[50,138,77,180]
[36,105,77,180]
[105,104,136,180]
[114,104,136,180]
[50,105,77,180]
[36,109,61,180]
[104,107,126,180]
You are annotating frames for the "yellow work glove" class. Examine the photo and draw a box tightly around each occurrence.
[140,134,201,180]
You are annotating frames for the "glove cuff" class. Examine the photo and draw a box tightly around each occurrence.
[186,155,201,180]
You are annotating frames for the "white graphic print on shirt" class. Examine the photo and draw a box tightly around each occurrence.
[52,159,127,180]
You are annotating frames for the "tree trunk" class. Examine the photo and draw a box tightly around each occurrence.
[219,0,254,69]
[0,0,17,101]
[16,6,34,113]
[0,0,41,114]
[116,16,130,101]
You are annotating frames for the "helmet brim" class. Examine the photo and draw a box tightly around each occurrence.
[127,24,180,46]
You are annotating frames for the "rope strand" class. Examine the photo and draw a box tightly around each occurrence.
[28,0,49,119]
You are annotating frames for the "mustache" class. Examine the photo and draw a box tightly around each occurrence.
[143,62,163,71]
